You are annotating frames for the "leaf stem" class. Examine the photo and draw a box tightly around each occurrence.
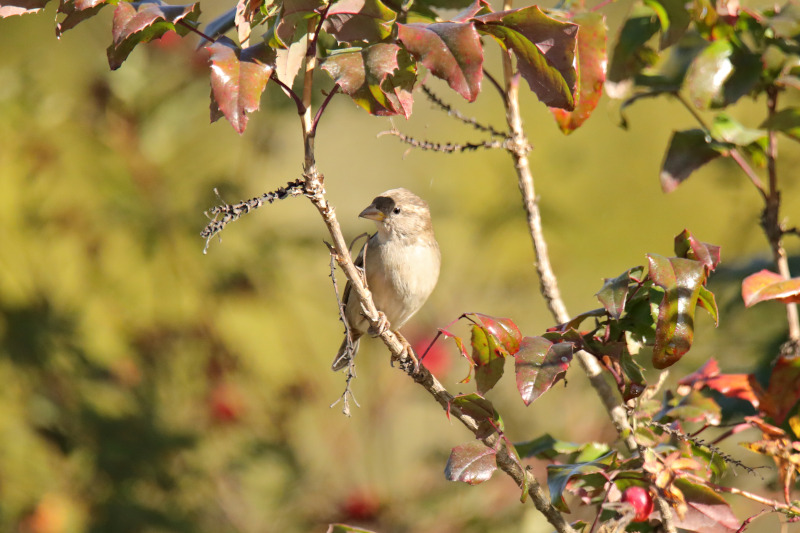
[177,19,215,43]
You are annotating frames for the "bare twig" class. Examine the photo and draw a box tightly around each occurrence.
[377,127,505,153]
[683,472,800,516]
[421,84,506,138]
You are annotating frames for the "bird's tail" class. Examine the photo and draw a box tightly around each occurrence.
[331,336,360,371]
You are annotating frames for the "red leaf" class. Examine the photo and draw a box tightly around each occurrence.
[742,269,800,307]
[678,359,760,408]
[551,12,607,133]
[672,479,740,533]
[444,441,497,485]
[324,0,396,43]
[207,39,275,134]
[761,355,800,424]
[465,313,522,354]
[514,336,573,406]
[397,22,483,102]
[55,0,107,36]
[0,0,50,17]
[674,229,721,272]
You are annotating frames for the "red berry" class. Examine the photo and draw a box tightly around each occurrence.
[621,486,654,523]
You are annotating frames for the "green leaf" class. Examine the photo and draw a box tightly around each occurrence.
[685,39,733,109]
[546,452,616,512]
[660,129,727,192]
[646,254,707,369]
[710,113,767,146]
[470,325,505,394]
[666,390,721,424]
[606,6,660,87]
[272,0,324,48]
[760,107,800,142]
[326,524,378,533]
[321,43,416,117]
[448,393,503,438]
[324,0,396,43]
[444,441,497,485]
[397,22,483,102]
[551,12,607,134]
[620,349,647,399]
[673,229,721,272]
[207,38,275,134]
[465,313,522,354]
[106,0,201,70]
[514,336,573,406]
[644,0,690,48]
[475,6,578,110]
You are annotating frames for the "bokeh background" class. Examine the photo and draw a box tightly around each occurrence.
[2,1,800,531]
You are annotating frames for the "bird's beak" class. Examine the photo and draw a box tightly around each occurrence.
[359,205,385,222]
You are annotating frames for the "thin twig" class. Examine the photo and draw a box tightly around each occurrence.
[270,73,306,115]
[683,472,800,516]
[327,248,361,415]
[483,69,506,105]
[177,19,216,43]
[378,128,505,153]
[421,84,506,138]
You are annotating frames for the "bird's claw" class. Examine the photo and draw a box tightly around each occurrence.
[391,335,420,374]
[368,311,390,337]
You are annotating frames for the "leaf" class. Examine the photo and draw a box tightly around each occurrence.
[646,254,707,369]
[685,39,733,110]
[321,43,416,117]
[465,313,522,355]
[606,6,659,88]
[55,0,108,37]
[475,6,578,110]
[324,0,396,43]
[595,268,633,320]
[711,113,767,146]
[620,349,647,399]
[326,525,378,533]
[546,452,616,512]
[678,358,760,408]
[551,12,607,133]
[203,6,237,41]
[106,0,201,70]
[0,0,50,17]
[762,355,800,424]
[448,393,503,438]
[742,269,800,307]
[514,336,573,406]
[396,22,483,102]
[272,0,324,48]
[671,479,740,532]
[666,390,721,425]
[673,229,721,272]
[660,129,726,192]
[470,324,506,394]
[644,0,690,49]
[760,107,800,142]
[444,441,497,485]
[207,38,275,134]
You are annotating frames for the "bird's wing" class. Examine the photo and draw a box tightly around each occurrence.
[341,234,369,310]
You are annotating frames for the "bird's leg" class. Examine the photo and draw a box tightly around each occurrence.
[368,311,390,336]
[391,331,419,373]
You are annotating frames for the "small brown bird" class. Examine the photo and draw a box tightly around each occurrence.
[332,188,441,371]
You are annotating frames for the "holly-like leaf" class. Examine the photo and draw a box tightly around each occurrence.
[55,0,108,37]
[660,129,726,193]
[324,0,396,43]
[671,479,740,532]
[0,0,50,17]
[596,268,633,320]
[207,38,275,134]
[444,441,497,485]
[742,269,800,307]
[321,43,416,117]
[760,107,800,143]
[272,0,324,47]
[465,313,522,354]
[515,336,573,406]
[547,452,616,512]
[475,6,578,110]
[396,22,483,102]
[551,12,607,133]
[673,229,721,272]
[448,393,503,438]
[647,254,707,369]
[107,0,201,70]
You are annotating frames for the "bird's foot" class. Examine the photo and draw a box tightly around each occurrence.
[391,334,420,374]
[368,311,390,337]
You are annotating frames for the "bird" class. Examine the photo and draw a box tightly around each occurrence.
[332,188,441,372]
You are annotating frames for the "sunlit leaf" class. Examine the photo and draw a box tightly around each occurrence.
[326,524,377,533]
[465,313,522,354]
[444,441,497,485]
[551,12,607,133]
[671,479,740,532]
[711,113,767,146]
[207,38,275,134]
[272,0,324,48]
[514,336,573,406]
[0,0,50,17]
[55,0,108,37]
[397,22,483,102]
[595,268,632,320]
[660,129,727,192]
[673,229,721,272]
[448,393,503,438]
[742,269,800,307]
[321,43,416,117]
[685,39,733,109]
[107,0,201,70]
[667,390,721,425]
[475,6,578,109]
[470,324,505,393]
[324,0,396,43]
[646,254,707,369]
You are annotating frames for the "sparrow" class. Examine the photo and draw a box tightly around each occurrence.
[332,188,441,371]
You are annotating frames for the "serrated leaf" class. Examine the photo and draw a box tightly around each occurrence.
[465,313,522,354]
[321,43,416,117]
[396,22,483,102]
[672,479,740,532]
[324,0,396,43]
[449,393,502,438]
[595,269,632,320]
[475,6,578,110]
[673,229,721,272]
[107,0,201,70]
[551,12,607,133]
[271,0,323,47]
[760,107,800,142]
[444,441,497,485]
[207,38,275,134]
[55,0,108,37]
[646,254,707,369]
[660,129,726,192]
[547,452,616,512]
[0,0,50,17]
[514,336,573,406]
[742,269,800,307]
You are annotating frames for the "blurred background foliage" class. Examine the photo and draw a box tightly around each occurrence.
[1,1,800,531]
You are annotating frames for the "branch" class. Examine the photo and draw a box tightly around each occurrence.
[200,179,305,253]
[683,472,800,516]
[377,127,505,153]
[421,84,506,138]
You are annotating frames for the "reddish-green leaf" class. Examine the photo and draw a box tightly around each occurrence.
[55,0,108,37]
[207,39,275,134]
[671,479,740,532]
[272,0,324,47]
[469,325,505,394]
[0,0,50,17]
[760,107,800,142]
[515,336,573,406]
[595,269,633,320]
[324,0,396,43]
[448,393,503,438]
[742,269,800,307]
[475,6,578,110]
[660,129,726,193]
[546,452,616,512]
[396,22,483,102]
[551,12,607,133]
[322,43,416,117]
[673,229,721,272]
[465,313,522,354]
[678,359,760,408]
[646,254,707,369]
[762,355,800,424]
[107,0,200,70]
[444,441,497,485]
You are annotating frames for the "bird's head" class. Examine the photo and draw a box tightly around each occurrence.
[359,188,433,242]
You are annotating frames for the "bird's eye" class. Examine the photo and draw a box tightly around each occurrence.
[393,207,401,214]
